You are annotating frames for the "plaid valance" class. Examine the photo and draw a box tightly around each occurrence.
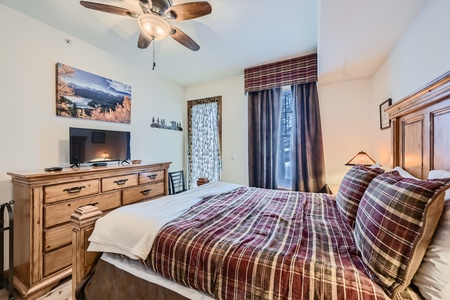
[244,53,317,93]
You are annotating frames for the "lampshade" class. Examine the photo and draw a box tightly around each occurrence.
[138,14,171,41]
[345,151,376,166]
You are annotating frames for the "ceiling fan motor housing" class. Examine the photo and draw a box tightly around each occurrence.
[146,0,172,15]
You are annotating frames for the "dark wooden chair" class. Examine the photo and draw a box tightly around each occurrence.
[169,170,187,195]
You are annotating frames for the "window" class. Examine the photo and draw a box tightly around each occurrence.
[187,96,222,188]
[278,87,292,189]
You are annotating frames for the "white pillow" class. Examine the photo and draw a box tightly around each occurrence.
[412,169,450,300]
[392,166,419,180]
[428,169,450,180]
[370,162,382,169]
[413,199,450,300]
[428,170,450,201]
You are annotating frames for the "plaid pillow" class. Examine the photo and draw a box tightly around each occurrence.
[354,171,449,297]
[336,165,384,227]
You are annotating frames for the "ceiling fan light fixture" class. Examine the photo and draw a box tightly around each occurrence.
[138,14,170,40]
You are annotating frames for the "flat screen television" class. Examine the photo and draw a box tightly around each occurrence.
[69,127,131,166]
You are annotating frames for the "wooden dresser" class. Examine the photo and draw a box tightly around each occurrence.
[8,162,171,300]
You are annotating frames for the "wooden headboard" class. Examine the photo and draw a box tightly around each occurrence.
[386,70,450,179]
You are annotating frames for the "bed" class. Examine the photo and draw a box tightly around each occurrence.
[71,70,450,300]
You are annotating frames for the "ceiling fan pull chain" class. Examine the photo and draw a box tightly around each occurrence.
[152,38,156,70]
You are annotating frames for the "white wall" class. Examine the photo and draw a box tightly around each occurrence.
[319,78,374,186]
[0,4,185,266]
[371,0,450,167]
[184,75,248,185]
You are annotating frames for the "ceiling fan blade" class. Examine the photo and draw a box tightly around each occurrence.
[80,1,139,18]
[166,1,212,21]
[137,32,153,49]
[170,26,200,51]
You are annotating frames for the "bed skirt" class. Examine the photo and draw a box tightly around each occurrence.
[77,259,189,300]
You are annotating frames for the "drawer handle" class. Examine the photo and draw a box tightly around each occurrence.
[63,186,86,194]
[140,189,152,195]
[113,179,128,185]
[147,174,157,180]
[81,202,99,208]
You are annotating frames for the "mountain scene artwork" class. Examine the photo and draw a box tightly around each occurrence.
[56,62,132,124]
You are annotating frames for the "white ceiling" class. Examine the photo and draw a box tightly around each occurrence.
[0,0,429,86]
[318,0,429,83]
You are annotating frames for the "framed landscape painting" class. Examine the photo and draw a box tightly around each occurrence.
[56,63,131,124]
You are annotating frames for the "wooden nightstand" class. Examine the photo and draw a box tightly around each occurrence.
[197,177,210,186]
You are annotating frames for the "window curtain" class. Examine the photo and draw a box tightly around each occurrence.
[248,88,282,189]
[244,53,317,94]
[245,53,325,191]
[290,82,326,192]
[188,101,221,188]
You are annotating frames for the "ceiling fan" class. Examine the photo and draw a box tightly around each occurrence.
[80,0,212,51]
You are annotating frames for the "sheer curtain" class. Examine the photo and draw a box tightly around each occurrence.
[188,101,221,188]
[290,82,326,192]
[248,88,282,189]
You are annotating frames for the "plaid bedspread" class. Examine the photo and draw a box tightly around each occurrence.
[145,186,422,300]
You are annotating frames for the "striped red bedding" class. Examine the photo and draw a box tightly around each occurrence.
[143,186,422,300]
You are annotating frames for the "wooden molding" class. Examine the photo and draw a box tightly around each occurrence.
[386,70,450,119]
[387,70,450,177]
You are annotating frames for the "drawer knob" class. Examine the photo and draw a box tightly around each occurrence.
[63,186,86,194]
[140,189,152,195]
[113,179,128,185]
[147,174,157,180]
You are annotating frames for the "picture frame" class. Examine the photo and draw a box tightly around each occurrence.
[56,62,132,124]
[92,132,105,143]
[379,98,392,130]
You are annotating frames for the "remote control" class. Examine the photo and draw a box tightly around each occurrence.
[44,167,63,172]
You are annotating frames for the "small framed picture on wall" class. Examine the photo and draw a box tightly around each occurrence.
[92,132,105,143]
[379,98,392,130]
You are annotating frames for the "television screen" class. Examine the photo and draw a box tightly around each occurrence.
[69,127,130,165]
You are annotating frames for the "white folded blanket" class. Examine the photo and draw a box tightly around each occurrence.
[88,181,243,260]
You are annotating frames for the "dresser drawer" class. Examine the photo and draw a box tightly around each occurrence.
[44,179,99,204]
[44,223,72,252]
[102,174,138,192]
[43,245,71,277]
[139,170,164,184]
[122,182,164,205]
[44,191,121,228]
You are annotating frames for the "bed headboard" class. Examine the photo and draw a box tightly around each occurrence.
[386,70,450,179]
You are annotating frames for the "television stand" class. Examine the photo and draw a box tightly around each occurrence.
[7,162,171,300]
[70,163,80,168]
[120,160,131,166]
